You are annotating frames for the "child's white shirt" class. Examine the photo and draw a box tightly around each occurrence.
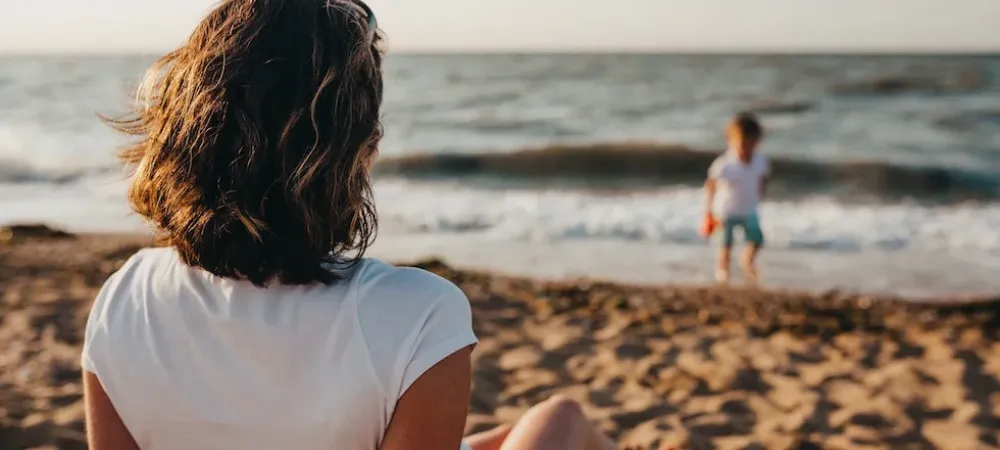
[708,151,770,218]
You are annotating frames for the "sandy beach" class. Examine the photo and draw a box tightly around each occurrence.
[1,226,999,449]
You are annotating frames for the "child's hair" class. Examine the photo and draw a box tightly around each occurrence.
[727,112,764,141]
[106,0,384,287]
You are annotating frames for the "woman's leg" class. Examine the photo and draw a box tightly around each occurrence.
[473,396,617,450]
[465,424,512,450]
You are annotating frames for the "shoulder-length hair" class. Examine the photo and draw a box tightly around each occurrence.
[108,0,384,286]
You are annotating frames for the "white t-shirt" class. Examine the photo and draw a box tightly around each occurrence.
[707,151,770,218]
[82,247,478,450]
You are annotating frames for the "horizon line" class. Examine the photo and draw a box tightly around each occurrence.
[2,48,999,57]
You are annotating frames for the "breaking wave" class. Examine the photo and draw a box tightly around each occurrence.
[374,143,1000,203]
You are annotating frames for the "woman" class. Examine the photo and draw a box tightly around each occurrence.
[82,1,624,449]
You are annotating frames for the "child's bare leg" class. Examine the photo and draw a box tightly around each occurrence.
[716,247,731,283]
[740,244,761,283]
[495,396,617,450]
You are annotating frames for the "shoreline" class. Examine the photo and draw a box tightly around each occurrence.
[2,229,1000,449]
[4,223,1000,304]
[6,223,1000,302]
[7,171,1000,299]
[366,229,1000,301]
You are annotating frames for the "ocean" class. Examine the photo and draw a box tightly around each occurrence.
[2,53,999,297]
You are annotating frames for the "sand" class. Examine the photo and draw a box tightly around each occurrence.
[1,226,999,449]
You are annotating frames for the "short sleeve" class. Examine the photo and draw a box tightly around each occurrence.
[81,250,148,376]
[708,157,726,179]
[81,271,121,375]
[757,154,771,176]
[355,264,477,410]
[396,286,476,396]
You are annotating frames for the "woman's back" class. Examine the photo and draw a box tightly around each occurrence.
[82,2,487,449]
[82,1,647,448]
[83,248,475,449]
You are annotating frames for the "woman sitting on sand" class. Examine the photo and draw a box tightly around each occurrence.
[82,1,622,449]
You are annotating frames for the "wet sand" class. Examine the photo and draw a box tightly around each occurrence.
[1,228,999,449]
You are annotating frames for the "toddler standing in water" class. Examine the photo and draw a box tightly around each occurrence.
[704,113,770,283]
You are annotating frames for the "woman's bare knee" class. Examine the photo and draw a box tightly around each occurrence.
[544,396,583,413]
[501,396,615,450]
[534,395,586,426]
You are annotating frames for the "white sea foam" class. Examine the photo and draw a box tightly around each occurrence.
[7,177,998,257]
[0,122,122,183]
[374,180,1000,254]
[3,163,999,297]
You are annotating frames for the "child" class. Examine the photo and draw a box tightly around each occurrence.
[704,113,769,283]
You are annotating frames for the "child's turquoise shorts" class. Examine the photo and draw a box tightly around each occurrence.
[718,214,764,248]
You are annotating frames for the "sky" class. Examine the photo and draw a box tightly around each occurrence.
[2,0,999,53]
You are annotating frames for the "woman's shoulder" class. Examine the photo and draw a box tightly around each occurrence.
[350,258,471,336]
[351,258,466,306]
[82,247,186,374]
[351,259,476,403]
[115,246,181,271]
[97,247,179,290]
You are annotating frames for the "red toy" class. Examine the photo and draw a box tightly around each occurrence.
[699,212,717,237]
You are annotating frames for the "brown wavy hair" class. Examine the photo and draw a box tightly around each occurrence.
[108,0,384,286]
